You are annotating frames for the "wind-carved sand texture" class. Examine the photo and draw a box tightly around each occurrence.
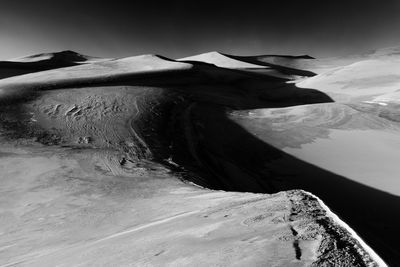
[1,48,398,266]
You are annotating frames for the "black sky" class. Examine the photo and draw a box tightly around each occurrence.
[1,0,400,59]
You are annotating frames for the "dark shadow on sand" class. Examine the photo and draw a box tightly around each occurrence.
[161,81,400,265]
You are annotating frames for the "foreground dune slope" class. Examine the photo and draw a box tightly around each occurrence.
[186,103,399,264]
[1,142,372,266]
[0,50,393,266]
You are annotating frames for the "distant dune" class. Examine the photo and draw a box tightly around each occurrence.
[179,51,266,69]
[0,50,110,79]
[223,54,317,77]
[179,51,317,79]
[9,50,107,63]
[1,48,399,266]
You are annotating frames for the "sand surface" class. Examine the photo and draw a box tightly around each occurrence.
[0,48,396,266]
[284,129,400,195]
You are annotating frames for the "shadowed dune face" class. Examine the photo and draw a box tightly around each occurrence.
[173,49,400,265]
[1,49,399,265]
[178,51,315,80]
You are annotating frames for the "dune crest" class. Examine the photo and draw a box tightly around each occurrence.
[0,50,111,80]
[179,51,267,69]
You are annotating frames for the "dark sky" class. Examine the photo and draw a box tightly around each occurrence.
[1,0,400,60]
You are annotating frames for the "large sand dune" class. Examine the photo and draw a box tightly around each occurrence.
[1,48,398,266]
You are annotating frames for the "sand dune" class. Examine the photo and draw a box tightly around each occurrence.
[0,54,195,98]
[0,50,109,80]
[0,53,295,101]
[0,48,397,266]
[225,54,317,77]
[9,50,108,63]
[179,51,266,69]
[178,51,303,79]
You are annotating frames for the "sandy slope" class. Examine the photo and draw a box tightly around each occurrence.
[0,55,195,99]
[178,51,301,79]
[0,49,394,266]
[297,59,400,102]
[1,138,374,266]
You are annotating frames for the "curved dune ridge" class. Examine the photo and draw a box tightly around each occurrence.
[296,59,400,102]
[178,51,267,69]
[178,51,316,79]
[220,54,317,77]
[1,48,399,266]
[0,54,195,98]
[1,54,192,85]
